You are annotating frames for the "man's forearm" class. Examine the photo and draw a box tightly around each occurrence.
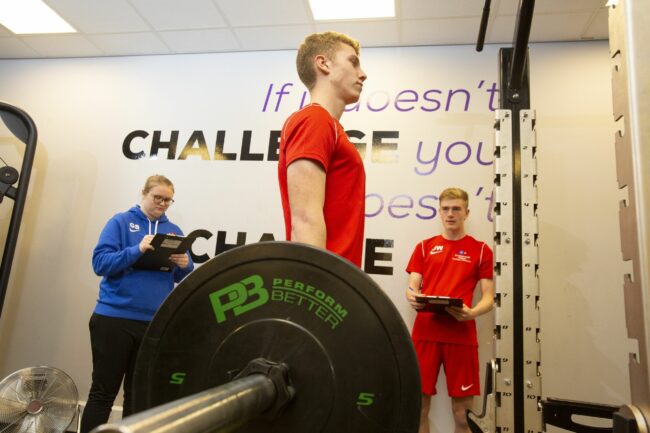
[470,291,495,318]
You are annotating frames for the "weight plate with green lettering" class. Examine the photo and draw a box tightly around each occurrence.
[133,241,420,433]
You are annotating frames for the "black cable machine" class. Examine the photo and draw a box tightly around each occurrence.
[0,101,38,322]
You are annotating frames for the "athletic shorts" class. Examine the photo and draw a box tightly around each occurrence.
[414,340,480,397]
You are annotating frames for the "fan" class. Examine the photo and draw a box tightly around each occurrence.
[0,366,78,433]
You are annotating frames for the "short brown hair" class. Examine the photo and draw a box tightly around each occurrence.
[296,32,360,90]
[142,174,174,195]
[439,187,469,207]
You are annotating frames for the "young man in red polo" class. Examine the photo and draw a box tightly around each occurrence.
[278,32,367,267]
[406,187,495,433]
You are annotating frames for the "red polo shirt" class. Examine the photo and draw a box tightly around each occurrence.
[278,104,366,267]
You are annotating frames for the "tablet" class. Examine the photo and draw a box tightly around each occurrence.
[414,295,463,314]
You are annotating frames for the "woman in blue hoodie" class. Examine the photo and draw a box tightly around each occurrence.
[80,174,194,433]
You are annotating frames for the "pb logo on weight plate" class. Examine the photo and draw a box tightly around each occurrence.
[209,275,269,323]
[209,274,347,330]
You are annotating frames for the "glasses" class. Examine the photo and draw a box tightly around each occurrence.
[150,193,174,206]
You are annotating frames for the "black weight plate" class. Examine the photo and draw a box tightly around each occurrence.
[133,241,420,433]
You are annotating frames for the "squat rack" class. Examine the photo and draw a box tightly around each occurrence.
[469,1,650,432]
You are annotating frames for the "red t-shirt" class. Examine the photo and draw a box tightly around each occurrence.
[406,235,493,345]
[278,104,366,267]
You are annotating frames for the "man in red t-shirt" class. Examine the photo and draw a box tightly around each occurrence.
[405,188,495,433]
[278,32,367,267]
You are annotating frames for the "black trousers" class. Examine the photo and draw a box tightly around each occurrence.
[79,313,149,433]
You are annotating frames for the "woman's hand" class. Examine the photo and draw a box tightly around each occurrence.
[169,253,190,269]
[139,235,155,253]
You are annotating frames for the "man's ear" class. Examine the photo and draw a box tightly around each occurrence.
[315,54,329,74]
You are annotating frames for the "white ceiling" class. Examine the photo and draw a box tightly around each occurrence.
[0,0,609,59]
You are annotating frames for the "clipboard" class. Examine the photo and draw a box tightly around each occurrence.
[414,295,463,314]
[133,230,199,272]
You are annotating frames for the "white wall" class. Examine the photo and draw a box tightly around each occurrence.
[0,41,628,432]
[532,43,631,407]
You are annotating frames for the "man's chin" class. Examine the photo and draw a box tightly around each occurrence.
[345,93,361,105]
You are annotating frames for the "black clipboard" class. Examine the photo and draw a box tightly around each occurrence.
[414,295,463,314]
[133,230,199,272]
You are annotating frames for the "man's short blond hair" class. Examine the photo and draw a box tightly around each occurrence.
[439,187,469,207]
[296,32,360,90]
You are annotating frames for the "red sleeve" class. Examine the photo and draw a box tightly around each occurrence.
[478,243,494,279]
[406,242,425,274]
[284,108,337,171]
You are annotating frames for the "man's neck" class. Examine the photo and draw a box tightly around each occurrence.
[442,229,465,241]
[309,89,345,120]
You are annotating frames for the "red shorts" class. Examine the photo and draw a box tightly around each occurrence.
[414,340,480,397]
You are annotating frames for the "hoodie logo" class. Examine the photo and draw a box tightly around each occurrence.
[129,222,140,232]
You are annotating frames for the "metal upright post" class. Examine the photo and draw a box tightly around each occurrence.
[469,2,541,432]
[493,108,517,433]
[519,109,542,433]
[609,0,650,430]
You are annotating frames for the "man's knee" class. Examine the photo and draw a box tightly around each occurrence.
[453,405,468,425]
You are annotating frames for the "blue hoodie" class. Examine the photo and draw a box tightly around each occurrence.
[92,205,194,321]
